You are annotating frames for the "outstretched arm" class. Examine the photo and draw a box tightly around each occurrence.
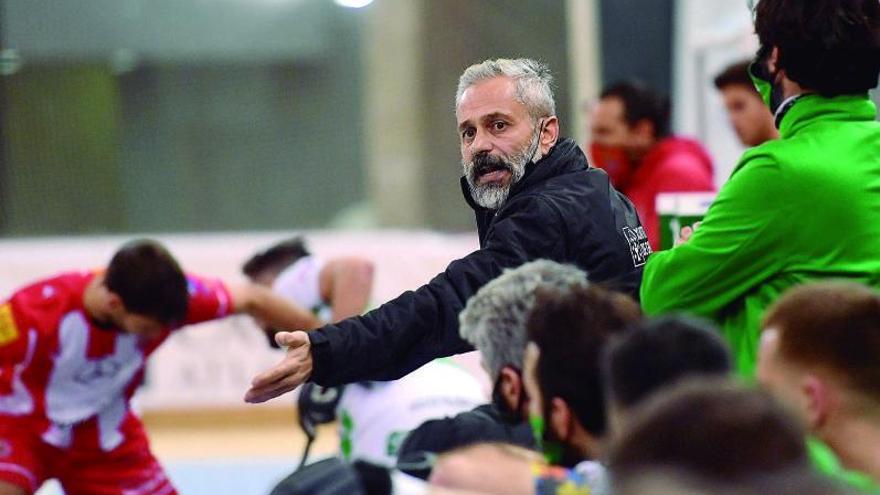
[319,257,375,323]
[229,283,323,332]
[244,196,569,403]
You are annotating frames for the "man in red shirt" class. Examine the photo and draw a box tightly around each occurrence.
[0,239,319,495]
[589,81,715,250]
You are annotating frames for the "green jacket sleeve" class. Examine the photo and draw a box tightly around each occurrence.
[640,151,796,319]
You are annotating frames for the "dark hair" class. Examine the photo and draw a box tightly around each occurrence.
[526,285,642,436]
[600,80,671,138]
[614,466,854,495]
[242,237,311,280]
[104,239,188,325]
[603,315,732,412]
[753,0,880,96]
[713,60,759,92]
[608,378,809,481]
[763,281,880,401]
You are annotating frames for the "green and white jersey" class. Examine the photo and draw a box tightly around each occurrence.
[274,255,485,467]
[272,255,333,322]
[338,359,485,467]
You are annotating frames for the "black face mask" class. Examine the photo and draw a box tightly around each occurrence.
[491,366,526,424]
[538,401,589,468]
[749,45,787,115]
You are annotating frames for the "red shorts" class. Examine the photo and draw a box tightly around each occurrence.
[0,415,177,495]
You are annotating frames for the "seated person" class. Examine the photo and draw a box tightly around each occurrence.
[397,260,590,478]
[615,465,854,495]
[601,315,732,433]
[758,281,880,491]
[607,378,811,485]
[428,284,641,494]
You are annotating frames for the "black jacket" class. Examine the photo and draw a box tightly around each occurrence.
[309,138,647,385]
[395,403,535,480]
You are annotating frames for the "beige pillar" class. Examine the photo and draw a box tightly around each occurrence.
[362,0,428,227]
[565,0,603,147]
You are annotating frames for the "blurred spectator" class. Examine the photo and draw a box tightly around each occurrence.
[607,378,811,484]
[397,260,588,478]
[714,60,779,147]
[523,284,641,466]
[602,315,732,434]
[589,80,715,250]
[759,281,880,491]
[615,466,857,495]
[640,0,880,377]
[426,283,641,495]
[244,237,484,467]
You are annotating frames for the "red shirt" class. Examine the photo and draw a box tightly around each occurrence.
[621,137,715,250]
[0,271,233,451]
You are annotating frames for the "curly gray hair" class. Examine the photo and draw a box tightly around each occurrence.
[455,58,556,120]
[459,260,588,382]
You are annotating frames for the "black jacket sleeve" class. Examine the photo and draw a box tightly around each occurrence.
[308,195,566,386]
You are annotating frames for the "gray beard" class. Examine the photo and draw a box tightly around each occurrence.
[462,131,542,210]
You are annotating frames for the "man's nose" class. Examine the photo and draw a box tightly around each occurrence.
[471,127,493,155]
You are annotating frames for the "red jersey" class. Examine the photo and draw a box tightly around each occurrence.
[622,137,715,251]
[0,271,233,452]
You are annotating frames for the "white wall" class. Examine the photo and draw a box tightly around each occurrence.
[674,0,757,187]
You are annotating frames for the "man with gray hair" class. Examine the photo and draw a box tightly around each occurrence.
[246,58,647,405]
[395,260,588,478]
[458,259,587,406]
[456,58,557,210]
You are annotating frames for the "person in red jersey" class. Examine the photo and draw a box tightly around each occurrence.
[589,80,715,250]
[0,239,320,495]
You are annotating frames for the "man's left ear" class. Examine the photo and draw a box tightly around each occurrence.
[768,46,780,75]
[549,396,572,441]
[540,116,560,152]
[803,374,832,430]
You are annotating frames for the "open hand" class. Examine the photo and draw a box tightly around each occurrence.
[244,331,313,403]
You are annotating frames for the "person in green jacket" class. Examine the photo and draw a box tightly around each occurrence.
[640,0,880,377]
[757,282,880,492]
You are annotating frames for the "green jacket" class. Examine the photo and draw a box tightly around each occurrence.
[641,94,880,376]
[808,437,880,493]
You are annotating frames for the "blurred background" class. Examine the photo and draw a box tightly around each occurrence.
[4,0,876,237]
[1,0,878,493]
